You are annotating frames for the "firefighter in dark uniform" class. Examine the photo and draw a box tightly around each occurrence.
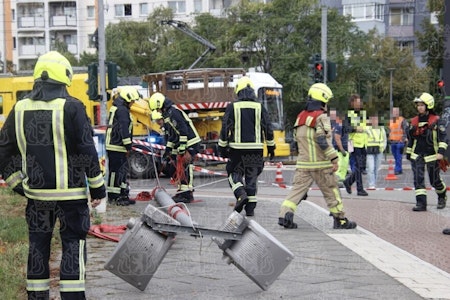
[0,51,106,300]
[218,76,275,216]
[148,92,201,203]
[105,86,141,205]
[406,93,447,211]
[278,83,357,229]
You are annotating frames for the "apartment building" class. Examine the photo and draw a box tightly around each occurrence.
[0,0,435,72]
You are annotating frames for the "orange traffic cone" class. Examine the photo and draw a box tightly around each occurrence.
[275,162,285,184]
[385,159,398,180]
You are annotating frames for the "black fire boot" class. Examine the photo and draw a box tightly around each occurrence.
[278,212,298,229]
[234,190,249,213]
[412,195,427,211]
[333,216,357,229]
[437,195,447,209]
[245,202,256,216]
[173,191,192,203]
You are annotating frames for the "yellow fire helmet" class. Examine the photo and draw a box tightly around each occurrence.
[119,86,141,103]
[151,110,163,121]
[308,83,333,103]
[148,92,165,110]
[235,76,255,95]
[33,51,73,86]
[414,92,434,109]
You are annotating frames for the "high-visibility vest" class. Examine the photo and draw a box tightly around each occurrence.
[389,117,404,142]
[366,126,386,152]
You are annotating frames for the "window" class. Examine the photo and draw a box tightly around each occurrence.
[87,6,95,19]
[88,34,96,48]
[343,3,384,21]
[139,3,148,16]
[115,4,132,17]
[168,1,186,14]
[390,8,414,26]
[11,9,15,21]
[430,12,438,25]
[397,41,414,51]
[194,0,202,13]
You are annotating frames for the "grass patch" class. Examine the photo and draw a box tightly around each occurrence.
[0,189,28,299]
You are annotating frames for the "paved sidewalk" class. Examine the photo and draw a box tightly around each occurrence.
[80,185,450,300]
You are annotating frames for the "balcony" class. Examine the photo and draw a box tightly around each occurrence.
[50,15,77,27]
[19,44,46,56]
[18,16,45,28]
[388,25,414,38]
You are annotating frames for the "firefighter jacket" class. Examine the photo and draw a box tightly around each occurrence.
[218,92,275,150]
[106,97,133,153]
[406,113,447,162]
[0,82,105,201]
[294,107,338,169]
[389,116,408,143]
[366,126,387,154]
[161,98,201,152]
[344,109,367,148]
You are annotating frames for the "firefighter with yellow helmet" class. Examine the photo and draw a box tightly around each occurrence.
[106,86,141,205]
[0,51,106,299]
[406,92,447,211]
[278,83,357,229]
[218,76,275,216]
[148,92,201,203]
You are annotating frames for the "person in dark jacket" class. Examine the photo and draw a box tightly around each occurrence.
[0,51,106,300]
[148,92,201,203]
[406,93,447,211]
[218,76,275,216]
[105,86,141,205]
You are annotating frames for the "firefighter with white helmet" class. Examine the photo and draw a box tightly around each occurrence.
[106,86,141,205]
[0,51,106,299]
[218,76,276,216]
[278,83,357,229]
[406,92,447,211]
[148,92,201,203]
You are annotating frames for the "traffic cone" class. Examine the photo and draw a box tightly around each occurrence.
[275,162,285,184]
[385,159,398,180]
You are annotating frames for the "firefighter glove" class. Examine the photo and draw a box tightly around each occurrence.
[13,183,25,196]
[267,145,276,160]
[341,150,347,157]
[218,146,229,158]
[90,184,106,200]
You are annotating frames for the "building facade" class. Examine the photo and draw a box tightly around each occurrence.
[0,0,436,71]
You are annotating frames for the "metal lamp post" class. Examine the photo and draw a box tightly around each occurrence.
[388,68,395,121]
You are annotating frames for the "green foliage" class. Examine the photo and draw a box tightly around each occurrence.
[0,192,28,299]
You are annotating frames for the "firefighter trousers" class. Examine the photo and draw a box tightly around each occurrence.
[279,167,345,218]
[411,156,446,207]
[107,151,129,200]
[226,149,264,204]
[26,199,90,300]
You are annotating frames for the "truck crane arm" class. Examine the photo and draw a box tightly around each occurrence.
[161,20,217,70]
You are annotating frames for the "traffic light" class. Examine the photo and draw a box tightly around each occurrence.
[87,63,99,100]
[327,61,337,82]
[314,59,324,83]
[308,55,316,84]
[107,62,118,90]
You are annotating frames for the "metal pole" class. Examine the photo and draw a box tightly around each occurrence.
[97,0,107,125]
[388,68,395,121]
[444,2,450,99]
[321,7,327,84]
